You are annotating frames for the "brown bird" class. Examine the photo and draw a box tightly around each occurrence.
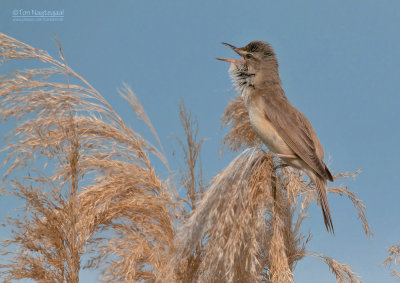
[217,41,334,233]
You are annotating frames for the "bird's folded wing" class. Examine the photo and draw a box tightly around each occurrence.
[260,90,330,180]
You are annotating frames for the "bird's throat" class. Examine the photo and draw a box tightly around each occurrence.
[228,62,255,104]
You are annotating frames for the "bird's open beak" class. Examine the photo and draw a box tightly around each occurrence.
[216,57,243,63]
[216,42,245,64]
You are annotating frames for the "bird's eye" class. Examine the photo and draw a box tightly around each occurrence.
[245,53,253,59]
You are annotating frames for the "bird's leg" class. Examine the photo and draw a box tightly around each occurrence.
[272,153,296,170]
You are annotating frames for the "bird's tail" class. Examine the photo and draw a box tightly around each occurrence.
[315,176,334,233]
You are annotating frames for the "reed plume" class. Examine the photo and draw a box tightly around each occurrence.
[0,32,175,282]
[169,96,371,282]
[384,241,400,278]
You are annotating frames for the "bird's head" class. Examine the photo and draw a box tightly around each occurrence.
[217,41,281,88]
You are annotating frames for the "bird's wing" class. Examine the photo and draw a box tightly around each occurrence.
[259,89,332,181]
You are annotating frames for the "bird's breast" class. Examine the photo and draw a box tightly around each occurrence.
[247,98,294,155]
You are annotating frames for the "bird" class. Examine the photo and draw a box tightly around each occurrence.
[217,41,335,233]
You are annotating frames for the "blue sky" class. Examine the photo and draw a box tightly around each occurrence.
[1,1,400,282]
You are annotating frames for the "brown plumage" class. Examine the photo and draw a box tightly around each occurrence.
[217,41,334,233]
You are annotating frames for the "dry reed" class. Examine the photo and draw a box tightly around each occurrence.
[384,241,400,278]
[176,103,207,213]
[0,33,371,282]
[307,252,362,283]
[169,96,371,282]
[0,32,175,282]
